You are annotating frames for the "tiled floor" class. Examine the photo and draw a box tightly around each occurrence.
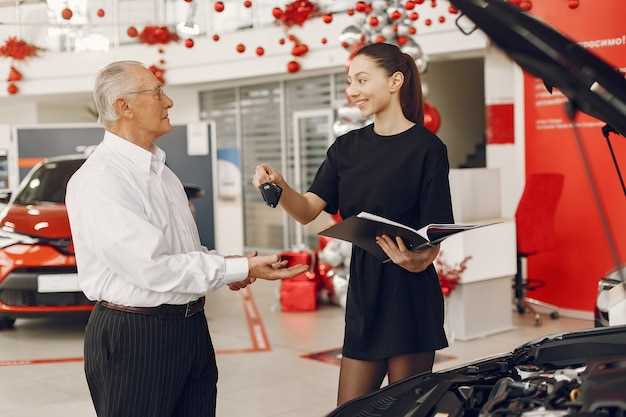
[0,282,593,417]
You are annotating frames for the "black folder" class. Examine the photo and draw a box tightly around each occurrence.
[319,212,498,262]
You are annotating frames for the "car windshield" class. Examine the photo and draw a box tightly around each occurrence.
[14,159,85,205]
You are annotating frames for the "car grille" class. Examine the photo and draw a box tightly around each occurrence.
[0,266,91,307]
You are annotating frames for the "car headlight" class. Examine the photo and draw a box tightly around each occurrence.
[0,229,40,248]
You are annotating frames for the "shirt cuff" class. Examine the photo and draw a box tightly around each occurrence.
[223,257,249,284]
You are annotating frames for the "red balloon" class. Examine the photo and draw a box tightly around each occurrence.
[355,1,368,13]
[405,1,416,10]
[568,0,579,9]
[244,0,252,8]
[256,46,265,56]
[423,102,441,133]
[291,43,309,57]
[279,38,286,45]
[397,36,408,46]
[236,43,246,53]
[391,10,402,20]
[7,83,18,95]
[7,66,22,82]
[287,60,300,73]
[96,8,105,18]
[323,14,333,24]
[375,35,386,43]
[61,7,73,20]
[519,0,532,11]
[272,7,283,19]
[438,16,446,23]
[347,8,355,16]
[409,12,419,21]
[184,38,194,48]
[321,37,327,44]
[448,5,459,14]
[212,34,220,42]
[408,26,417,35]
[127,26,138,38]
[425,18,432,26]
[369,16,379,27]
[214,1,225,12]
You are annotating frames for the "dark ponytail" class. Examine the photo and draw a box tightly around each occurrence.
[354,43,424,125]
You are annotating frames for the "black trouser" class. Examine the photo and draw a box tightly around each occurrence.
[84,303,218,417]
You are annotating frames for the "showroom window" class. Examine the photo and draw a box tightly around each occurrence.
[200,72,346,252]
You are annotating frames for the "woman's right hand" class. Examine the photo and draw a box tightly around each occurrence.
[253,164,285,188]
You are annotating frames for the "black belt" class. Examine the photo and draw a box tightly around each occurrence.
[99,297,205,318]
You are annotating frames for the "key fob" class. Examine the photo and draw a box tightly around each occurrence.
[259,182,283,208]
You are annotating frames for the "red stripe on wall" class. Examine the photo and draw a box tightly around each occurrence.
[486,103,514,144]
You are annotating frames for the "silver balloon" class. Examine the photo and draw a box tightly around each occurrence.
[416,56,429,74]
[339,25,364,50]
[371,0,389,12]
[400,37,424,60]
[381,25,394,39]
[396,24,410,36]
[337,105,363,123]
[353,13,367,27]
[333,120,363,137]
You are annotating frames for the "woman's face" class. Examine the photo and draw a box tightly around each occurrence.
[346,54,399,118]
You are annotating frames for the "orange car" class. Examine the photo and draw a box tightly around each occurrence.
[0,155,203,329]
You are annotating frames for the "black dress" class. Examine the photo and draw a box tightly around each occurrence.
[308,123,454,360]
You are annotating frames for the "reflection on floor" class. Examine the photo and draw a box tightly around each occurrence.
[301,348,456,367]
[0,282,593,417]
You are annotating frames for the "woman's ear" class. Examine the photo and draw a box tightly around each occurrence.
[389,71,405,93]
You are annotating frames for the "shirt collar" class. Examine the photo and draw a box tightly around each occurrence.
[102,130,166,176]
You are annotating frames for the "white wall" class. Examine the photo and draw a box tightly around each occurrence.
[0,1,492,254]
[484,46,524,218]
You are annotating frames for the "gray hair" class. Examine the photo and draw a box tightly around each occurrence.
[93,61,144,127]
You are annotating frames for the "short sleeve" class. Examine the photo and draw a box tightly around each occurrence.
[308,142,339,214]
[419,142,454,226]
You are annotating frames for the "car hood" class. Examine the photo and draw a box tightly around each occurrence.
[0,203,71,239]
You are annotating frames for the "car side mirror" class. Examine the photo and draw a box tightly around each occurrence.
[0,191,11,204]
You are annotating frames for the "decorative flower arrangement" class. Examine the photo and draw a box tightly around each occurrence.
[271,0,318,28]
[434,253,472,297]
[138,26,179,46]
[1,36,43,95]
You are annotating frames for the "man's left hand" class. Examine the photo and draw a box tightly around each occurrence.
[376,235,440,273]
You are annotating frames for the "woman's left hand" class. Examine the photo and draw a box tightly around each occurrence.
[376,235,440,273]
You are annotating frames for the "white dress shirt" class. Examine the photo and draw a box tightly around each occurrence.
[66,130,248,307]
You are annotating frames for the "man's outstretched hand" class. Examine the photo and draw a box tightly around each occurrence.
[227,252,308,291]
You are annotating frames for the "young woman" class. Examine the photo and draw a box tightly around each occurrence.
[253,42,454,405]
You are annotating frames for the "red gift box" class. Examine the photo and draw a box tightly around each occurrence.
[280,250,311,267]
[280,274,317,312]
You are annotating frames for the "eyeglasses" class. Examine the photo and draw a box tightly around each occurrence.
[124,85,167,101]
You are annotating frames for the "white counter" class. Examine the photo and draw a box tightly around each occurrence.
[441,168,517,341]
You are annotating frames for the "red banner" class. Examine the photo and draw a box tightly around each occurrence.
[523,1,626,311]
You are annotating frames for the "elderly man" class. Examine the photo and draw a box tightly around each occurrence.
[65,61,306,417]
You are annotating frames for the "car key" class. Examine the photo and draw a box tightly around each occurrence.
[259,182,283,208]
